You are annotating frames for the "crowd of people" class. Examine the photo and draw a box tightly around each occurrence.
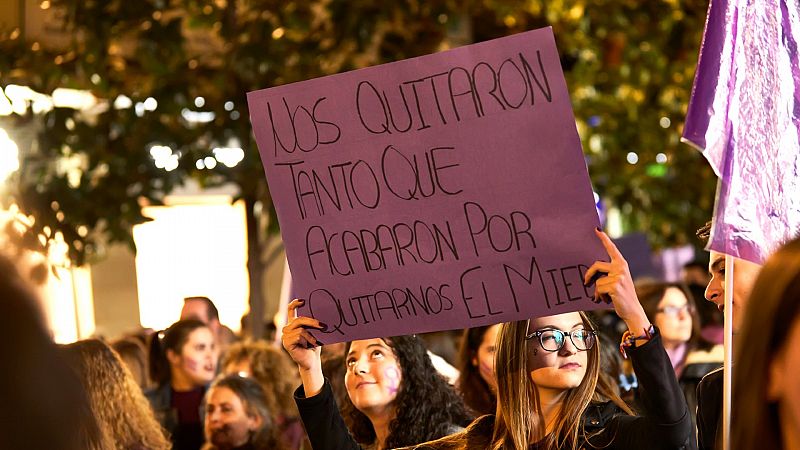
[1,224,799,450]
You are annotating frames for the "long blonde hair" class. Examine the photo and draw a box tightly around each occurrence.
[491,312,631,450]
[62,339,171,450]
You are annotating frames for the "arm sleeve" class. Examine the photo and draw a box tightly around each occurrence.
[294,379,363,450]
[695,370,722,450]
[590,329,695,450]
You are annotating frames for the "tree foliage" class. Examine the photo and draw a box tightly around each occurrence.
[0,0,714,266]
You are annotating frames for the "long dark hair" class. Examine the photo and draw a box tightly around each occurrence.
[456,326,497,416]
[149,319,208,386]
[732,237,800,450]
[341,335,472,448]
[206,375,281,449]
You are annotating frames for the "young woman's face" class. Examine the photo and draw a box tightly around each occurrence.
[768,316,800,440]
[527,312,590,393]
[205,386,260,449]
[654,287,693,346]
[474,324,501,392]
[170,327,217,386]
[344,338,402,415]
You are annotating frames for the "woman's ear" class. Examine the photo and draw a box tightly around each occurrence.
[471,356,478,367]
[166,348,180,366]
[767,350,787,401]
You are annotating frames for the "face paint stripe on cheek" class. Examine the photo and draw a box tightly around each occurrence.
[185,358,198,371]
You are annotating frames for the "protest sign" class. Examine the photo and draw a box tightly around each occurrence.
[248,27,607,344]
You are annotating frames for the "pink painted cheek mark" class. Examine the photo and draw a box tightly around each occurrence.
[184,357,199,372]
[384,366,401,395]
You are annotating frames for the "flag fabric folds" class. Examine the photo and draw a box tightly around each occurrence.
[683,0,800,264]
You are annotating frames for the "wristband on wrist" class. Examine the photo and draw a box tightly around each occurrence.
[619,324,655,359]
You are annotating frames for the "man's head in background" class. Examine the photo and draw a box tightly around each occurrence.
[697,221,762,332]
[181,296,221,335]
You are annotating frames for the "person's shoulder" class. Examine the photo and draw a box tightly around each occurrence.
[698,366,724,388]
[697,366,724,406]
[583,400,628,430]
[144,383,171,407]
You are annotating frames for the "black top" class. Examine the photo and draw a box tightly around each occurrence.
[146,383,207,450]
[295,381,362,450]
[695,367,723,450]
[411,329,694,449]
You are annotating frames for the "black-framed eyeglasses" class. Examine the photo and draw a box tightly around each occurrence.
[524,327,598,352]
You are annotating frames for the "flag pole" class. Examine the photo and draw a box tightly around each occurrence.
[722,254,734,450]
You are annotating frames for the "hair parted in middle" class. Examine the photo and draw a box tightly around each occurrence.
[635,280,713,352]
[341,335,473,449]
[60,339,171,450]
[205,374,281,450]
[491,312,632,450]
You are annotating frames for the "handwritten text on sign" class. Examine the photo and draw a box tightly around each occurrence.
[248,27,607,344]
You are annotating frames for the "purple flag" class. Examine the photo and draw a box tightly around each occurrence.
[683,0,800,264]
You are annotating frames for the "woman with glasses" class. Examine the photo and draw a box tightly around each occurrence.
[409,229,693,449]
[637,281,722,427]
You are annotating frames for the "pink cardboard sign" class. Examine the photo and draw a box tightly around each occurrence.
[247,27,607,344]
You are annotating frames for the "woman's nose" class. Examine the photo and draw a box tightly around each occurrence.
[559,337,578,355]
[353,358,369,374]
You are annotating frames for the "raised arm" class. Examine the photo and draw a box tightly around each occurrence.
[584,230,693,449]
[281,299,325,397]
[282,299,362,450]
[584,228,652,340]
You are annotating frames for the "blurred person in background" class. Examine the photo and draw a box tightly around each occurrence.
[113,336,153,390]
[283,300,473,450]
[148,319,218,450]
[637,281,721,428]
[221,341,305,450]
[0,253,96,450]
[61,339,171,450]
[182,296,238,357]
[203,374,283,450]
[455,324,501,416]
[732,236,800,450]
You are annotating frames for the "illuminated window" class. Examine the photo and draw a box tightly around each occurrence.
[132,199,249,332]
